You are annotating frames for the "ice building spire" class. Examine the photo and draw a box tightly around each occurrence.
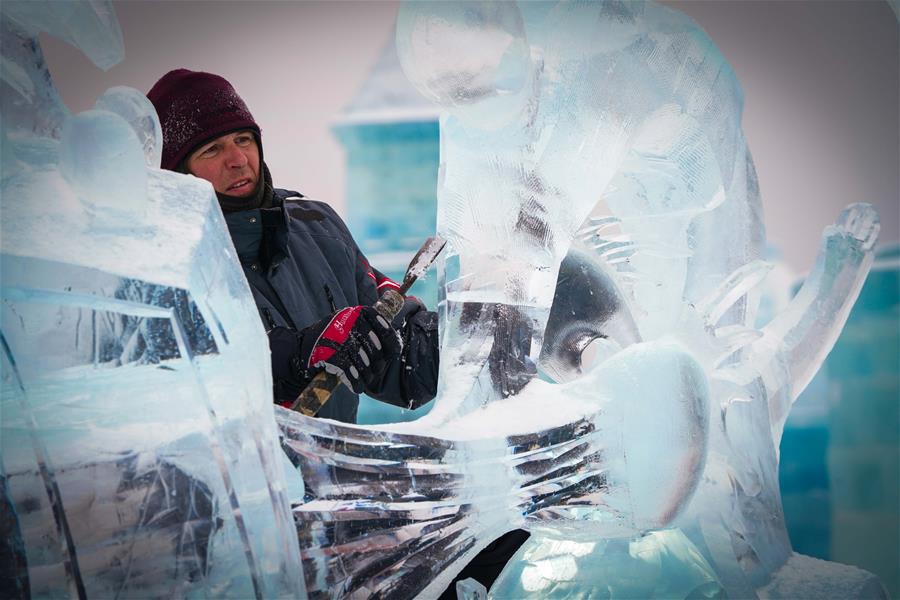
[337,34,439,127]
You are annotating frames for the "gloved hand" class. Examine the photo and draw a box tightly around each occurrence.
[292,305,402,394]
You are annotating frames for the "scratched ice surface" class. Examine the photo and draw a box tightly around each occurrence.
[276,1,886,599]
[0,2,304,597]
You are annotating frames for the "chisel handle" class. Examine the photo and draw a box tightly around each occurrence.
[290,289,406,416]
[291,370,342,416]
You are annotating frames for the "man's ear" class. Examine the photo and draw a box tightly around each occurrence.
[253,132,264,164]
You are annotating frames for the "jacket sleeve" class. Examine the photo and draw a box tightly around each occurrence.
[267,325,307,407]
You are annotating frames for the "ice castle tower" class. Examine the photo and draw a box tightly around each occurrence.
[824,244,899,597]
[332,37,440,424]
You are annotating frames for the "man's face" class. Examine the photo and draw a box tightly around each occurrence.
[187,130,260,197]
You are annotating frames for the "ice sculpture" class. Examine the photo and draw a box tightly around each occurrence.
[1,0,886,598]
[0,2,304,597]
[276,1,886,599]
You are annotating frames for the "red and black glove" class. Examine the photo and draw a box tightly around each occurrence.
[288,306,402,394]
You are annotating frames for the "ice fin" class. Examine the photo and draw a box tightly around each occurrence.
[750,204,880,438]
[578,215,622,238]
[696,260,773,327]
[1,1,123,71]
[94,87,163,168]
[59,109,147,216]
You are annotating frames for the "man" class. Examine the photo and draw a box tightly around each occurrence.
[147,69,438,423]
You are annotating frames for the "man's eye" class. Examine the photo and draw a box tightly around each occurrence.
[201,146,219,157]
[236,136,251,146]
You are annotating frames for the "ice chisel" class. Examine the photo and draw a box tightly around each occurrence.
[291,236,447,416]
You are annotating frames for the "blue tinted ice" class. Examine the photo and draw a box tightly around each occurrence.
[0,2,304,597]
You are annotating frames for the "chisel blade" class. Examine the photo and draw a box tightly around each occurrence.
[400,236,447,293]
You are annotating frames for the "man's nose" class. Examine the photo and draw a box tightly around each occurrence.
[224,143,248,168]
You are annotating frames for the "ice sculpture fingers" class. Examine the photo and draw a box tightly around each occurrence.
[747,203,879,441]
[835,201,880,251]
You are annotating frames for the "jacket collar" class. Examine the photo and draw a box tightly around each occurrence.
[224,209,264,265]
[223,188,305,268]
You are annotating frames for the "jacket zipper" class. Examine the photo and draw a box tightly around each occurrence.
[262,307,278,333]
[323,284,338,312]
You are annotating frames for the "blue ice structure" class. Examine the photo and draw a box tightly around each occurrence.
[0,2,303,597]
[823,244,899,596]
[333,40,440,424]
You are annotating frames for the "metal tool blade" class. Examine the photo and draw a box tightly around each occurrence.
[400,236,447,293]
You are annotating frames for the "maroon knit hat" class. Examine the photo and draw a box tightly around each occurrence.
[147,69,261,171]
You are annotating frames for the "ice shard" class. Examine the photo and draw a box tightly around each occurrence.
[0,2,304,597]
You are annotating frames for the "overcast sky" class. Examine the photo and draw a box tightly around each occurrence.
[41,0,898,273]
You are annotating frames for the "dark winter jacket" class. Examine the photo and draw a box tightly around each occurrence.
[223,188,438,423]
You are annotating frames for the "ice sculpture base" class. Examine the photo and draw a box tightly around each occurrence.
[758,553,888,600]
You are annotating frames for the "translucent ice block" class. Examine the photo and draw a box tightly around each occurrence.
[0,1,304,597]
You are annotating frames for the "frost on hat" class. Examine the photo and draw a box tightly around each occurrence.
[147,69,261,171]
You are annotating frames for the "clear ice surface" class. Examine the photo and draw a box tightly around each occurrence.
[0,0,888,599]
[1,2,304,597]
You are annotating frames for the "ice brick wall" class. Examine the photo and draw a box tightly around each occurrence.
[826,245,900,598]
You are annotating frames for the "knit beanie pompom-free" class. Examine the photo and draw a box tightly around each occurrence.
[147,69,260,171]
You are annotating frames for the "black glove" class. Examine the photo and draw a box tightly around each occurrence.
[292,305,402,394]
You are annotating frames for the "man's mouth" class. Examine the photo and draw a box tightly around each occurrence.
[227,178,254,193]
